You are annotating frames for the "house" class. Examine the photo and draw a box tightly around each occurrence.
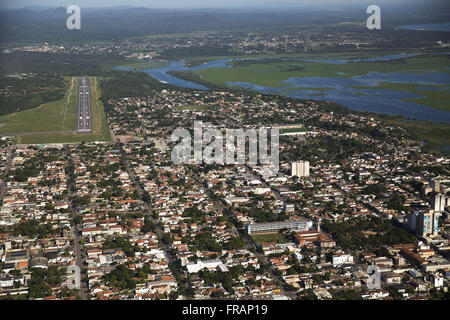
[332,254,354,266]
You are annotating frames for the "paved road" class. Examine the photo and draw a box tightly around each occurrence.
[77,77,92,134]
[113,136,191,298]
[188,167,295,300]
[65,146,89,300]
[111,130,291,299]
[0,146,15,202]
[244,164,284,201]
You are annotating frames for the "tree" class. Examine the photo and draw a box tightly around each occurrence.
[141,217,155,233]
[162,233,173,245]
[73,215,82,225]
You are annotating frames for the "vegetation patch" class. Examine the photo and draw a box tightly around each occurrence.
[0,76,111,144]
[118,60,170,70]
[352,83,450,112]
[375,115,450,153]
[322,216,416,250]
[0,77,77,134]
[194,55,450,89]
[252,233,290,245]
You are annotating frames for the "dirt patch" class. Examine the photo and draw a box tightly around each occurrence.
[362,230,383,238]
[0,123,5,129]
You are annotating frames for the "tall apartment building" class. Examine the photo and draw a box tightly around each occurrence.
[291,161,310,177]
[433,194,446,212]
[429,178,440,193]
[407,210,440,237]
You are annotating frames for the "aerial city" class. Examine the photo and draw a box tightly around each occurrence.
[0,0,449,305]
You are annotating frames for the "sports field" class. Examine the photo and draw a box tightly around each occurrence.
[251,233,291,245]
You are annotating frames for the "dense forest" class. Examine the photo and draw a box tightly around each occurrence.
[322,216,416,250]
[0,52,124,76]
[159,46,235,60]
[0,75,65,115]
[99,71,182,100]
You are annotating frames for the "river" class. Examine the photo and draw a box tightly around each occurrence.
[115,53,450,123]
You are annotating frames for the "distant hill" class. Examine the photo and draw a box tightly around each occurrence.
[21,6,59,11]
[0,5,449,43]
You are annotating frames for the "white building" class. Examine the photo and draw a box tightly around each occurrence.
[0,276,24,288]
[332,254,354,266]
[291,161,310,177]
[223,195,249,205]
[186,259,228,274]
[246,219,312,235]
[253,187,272,195]
[433,194,446,212]
[428,273,444,288]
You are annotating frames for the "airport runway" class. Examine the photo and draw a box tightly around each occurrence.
[77,77,92,134]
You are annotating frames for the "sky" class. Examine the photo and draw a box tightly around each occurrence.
[0,0,419,10]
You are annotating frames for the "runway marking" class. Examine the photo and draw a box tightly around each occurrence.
[77,77,92,134]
